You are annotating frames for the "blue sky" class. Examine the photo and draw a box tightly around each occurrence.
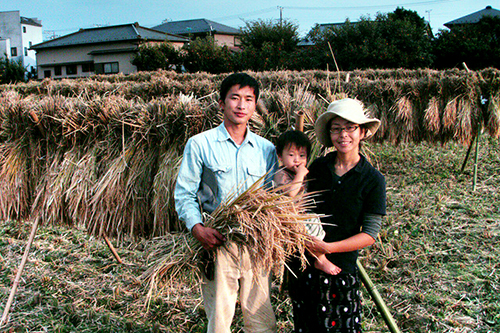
[2,0,496,39]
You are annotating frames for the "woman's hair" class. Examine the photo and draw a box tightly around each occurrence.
[275,130,311,159]
[219,73,260,101]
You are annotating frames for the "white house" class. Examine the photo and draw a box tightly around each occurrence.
[0,10,43,73]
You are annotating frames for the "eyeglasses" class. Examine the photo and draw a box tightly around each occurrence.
[330,125,359,134]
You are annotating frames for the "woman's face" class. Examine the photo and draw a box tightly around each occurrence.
[329,117,366,155]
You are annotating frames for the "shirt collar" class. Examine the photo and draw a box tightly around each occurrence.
[217,122,256,147]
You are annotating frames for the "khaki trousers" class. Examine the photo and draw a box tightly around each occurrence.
[201,242,277,333]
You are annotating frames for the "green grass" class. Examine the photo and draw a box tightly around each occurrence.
[1,137,499,332]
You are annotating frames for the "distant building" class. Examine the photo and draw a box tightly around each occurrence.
[31,23,188,79]
[0,10,43,74]
[153,19,241,49]
[444,5,500,28]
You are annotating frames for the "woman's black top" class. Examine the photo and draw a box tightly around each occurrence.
[307,151,386,274]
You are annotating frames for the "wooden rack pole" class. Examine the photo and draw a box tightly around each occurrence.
[1,218,40,326]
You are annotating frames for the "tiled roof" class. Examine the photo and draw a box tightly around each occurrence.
[21,16,42,27]
[31,23,188,50]
[445,5,500,26]
[153,19,240,35]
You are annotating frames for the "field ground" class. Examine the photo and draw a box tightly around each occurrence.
[1,137,499,332]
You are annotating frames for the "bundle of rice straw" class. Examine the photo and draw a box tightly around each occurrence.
[142,174,321,303]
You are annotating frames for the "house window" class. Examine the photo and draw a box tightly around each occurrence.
[104,62,119,74]
[24,47,28,56]
[44,70,51,78]
[11,47,17,57]
[54,66,62,76]
[82,63,94,73]
[66,65,77,75]
[23,27,27,33]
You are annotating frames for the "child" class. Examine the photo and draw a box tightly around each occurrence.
[274,130,341,275]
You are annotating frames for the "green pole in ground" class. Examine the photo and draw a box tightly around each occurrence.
[357,260,401,333]
[473,124,481,191]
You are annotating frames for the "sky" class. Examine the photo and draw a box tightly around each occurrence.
[1,0,497,39]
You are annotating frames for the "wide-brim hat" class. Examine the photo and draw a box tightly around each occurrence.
[315,98,380,147]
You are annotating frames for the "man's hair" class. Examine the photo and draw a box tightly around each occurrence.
[275,130,311,159]
[219,73,260,101]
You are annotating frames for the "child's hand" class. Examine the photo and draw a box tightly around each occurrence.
[294,163,309,179]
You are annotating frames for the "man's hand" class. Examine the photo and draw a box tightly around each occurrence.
[191,223,226,250]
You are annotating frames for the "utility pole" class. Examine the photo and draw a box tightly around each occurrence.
[425,9,432,25]
[277,6,283,25]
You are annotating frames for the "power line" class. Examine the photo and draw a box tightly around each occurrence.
[285,0,461,11]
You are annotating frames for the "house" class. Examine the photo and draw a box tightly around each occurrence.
[0,10,43,74]
[153,19,241,49]
[31,23,189,79]
[444,5,500,28]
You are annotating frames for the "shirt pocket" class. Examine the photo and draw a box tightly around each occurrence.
[246,164,267,186]
[205,163,232,196]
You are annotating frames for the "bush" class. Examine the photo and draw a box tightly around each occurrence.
[238,19,300,71]
[0,56,26,84]
[182,37,235,74]
[132,42,182,72]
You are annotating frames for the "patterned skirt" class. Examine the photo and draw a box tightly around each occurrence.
[289,268,362,333]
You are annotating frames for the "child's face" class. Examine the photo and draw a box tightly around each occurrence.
[278,143,308,172]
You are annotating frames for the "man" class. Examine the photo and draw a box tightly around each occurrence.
[174,73,278,333]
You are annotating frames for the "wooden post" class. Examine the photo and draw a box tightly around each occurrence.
[461,62,482,190]
[357,260,402,333]
[295,111,304,132]
[103,233,123,264]
[460,137,475,173]
[1,218,40,326]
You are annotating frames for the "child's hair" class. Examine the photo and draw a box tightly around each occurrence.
[275,130,311,159]
[220,73,260,101]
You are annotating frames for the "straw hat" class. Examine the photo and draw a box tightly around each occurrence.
[315,98,380,147]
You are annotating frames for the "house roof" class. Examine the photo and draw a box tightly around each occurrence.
[21,16,42,27]
[445,5,500,27]
[31,23,188,50]
[153,19,240,36]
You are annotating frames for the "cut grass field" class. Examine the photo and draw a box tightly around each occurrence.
[1,137,499,333]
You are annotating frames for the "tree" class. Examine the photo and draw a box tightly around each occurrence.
[131,42,182,72]
[0,56,26,84]
[313,7,433,70]
[182,37,234,74]
[238,19,300,71]
[433,16,500,69]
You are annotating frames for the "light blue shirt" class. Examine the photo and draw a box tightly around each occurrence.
[174,123,278,231]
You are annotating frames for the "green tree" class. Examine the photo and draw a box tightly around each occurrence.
[433,16,500,69]
[313,7,433,70]
[0,56,26,84]
[131,42,182,72]
[238,19,300,71]
[182,37,234,74]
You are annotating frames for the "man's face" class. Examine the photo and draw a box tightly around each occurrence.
[220,84,256,127]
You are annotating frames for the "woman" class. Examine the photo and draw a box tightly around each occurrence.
[289,98,386,333]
